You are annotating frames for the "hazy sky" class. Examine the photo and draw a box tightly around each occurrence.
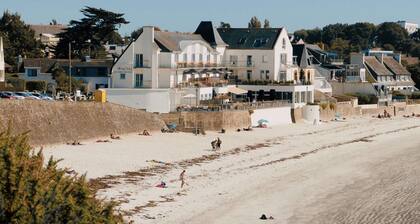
[1,0,419,35]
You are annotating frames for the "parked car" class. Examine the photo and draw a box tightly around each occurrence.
[0,92,15,99]
[15,92,41,100]
[31,92,54,101]
[8,92,25,100]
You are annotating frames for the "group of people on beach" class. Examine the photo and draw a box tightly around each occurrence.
[211,137,222,150]
[377,110,391,119]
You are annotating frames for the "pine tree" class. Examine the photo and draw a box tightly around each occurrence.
[0,127,123,223]
[248,16,261,28]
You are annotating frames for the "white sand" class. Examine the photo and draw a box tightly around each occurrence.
[43,116,420,223]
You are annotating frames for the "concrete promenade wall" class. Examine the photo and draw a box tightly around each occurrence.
[0,100,166,146]
[160,110,251,131]
[251,107,292,126]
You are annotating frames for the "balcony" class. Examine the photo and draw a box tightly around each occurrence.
[159,60,256,69]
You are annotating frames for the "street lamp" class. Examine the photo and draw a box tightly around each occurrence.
[68,41,76,94]
[86,39,91,57]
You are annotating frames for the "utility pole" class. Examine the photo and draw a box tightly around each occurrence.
[68,42,72,94]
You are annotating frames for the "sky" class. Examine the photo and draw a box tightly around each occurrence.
[1,0,419,36]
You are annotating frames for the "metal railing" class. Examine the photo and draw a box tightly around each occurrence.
[159,60,256,69]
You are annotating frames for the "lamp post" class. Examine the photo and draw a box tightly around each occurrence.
[68,42,72,94]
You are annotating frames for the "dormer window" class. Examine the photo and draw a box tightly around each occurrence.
[238,37,247,45]
[253,38,269,48]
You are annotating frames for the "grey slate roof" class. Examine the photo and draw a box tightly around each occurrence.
[382,56,410,76]
[216,28,283,50]
[195,21,227,47]
[293,44,312,68]
[29,24,66,37]
[364,56,393,76]
[154,31,206,52]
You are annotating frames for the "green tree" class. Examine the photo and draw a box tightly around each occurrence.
[263,19,270,28]
[248,16,261,28]
[375,22,409,51]
[293,29,309,42]
[52,67,85,93]
[0,11,42,69]
[343,22,376,51]
[219,22,231,29]
[54,7,129,59]
[321,23,348,46]
[0,128,123,223]
[329,38,350,58]
[407,63,420,89]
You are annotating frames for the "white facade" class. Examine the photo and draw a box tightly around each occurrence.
[0,37,4,82]
[397,21,418,35]
[110,22,313,110]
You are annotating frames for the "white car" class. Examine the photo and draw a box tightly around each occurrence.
[15,92,41,100]
[31,93,54,101]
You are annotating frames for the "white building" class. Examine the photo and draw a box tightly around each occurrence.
[397,21,418,35]
[0,36,5,82]
[110,21,314,111]
[104,43,127,57]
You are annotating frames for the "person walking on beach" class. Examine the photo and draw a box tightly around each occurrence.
[179,170,186,188]
[216,137,222,150]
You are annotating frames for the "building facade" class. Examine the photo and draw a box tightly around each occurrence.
[397,21,418,35]
[19,58,113,93]
[110,21,314,110]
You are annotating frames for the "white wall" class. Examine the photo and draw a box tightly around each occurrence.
[251,107,292,126]
[104,88,174,113]
[302,105,320,124]
[223,49,275,80]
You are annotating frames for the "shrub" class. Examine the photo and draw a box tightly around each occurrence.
[0,127,123,223]
[320,103,328,110]
[26,81,47,92]
[329,103,336,110]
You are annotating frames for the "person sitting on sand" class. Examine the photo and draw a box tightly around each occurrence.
[141,130,151,136]
[220,129,226,134]
[110,133,121,140]
[211,139,218,150]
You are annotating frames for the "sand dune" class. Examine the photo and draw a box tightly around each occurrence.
[44,117,420,223]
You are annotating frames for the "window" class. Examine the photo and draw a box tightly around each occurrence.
[262,55,268,63]
[238,37,247,45]
[192,54,196,62]
[135,74,143,88]
[280,71,287,81]
[183,54,187,62]
[120,73,126,80]
[253,38,269,48]
[247,70,252,80]
[280,53,287,65]
[109,46,116,50]
[199,54,203,62]
[282,38,286,49]
[207,55,211,63]
[265,70,270,80]
[260,70,265,80]
[134,54,143,68]
[27,68,38,77]
[247,55,253,66]
[230,55,238,65]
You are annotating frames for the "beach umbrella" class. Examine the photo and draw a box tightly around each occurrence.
[258,119,269,124]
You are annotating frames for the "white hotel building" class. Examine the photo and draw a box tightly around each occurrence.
[110,21,314,112]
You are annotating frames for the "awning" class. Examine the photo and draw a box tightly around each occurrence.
[228,86,248,95]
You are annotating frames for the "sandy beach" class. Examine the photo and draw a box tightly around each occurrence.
[43,116,420,224]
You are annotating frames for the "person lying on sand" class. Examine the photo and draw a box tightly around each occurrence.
[140,130,151,136]
[156,181,167,188]
[110,133,121,140]
[96,139,111,143]
[67,140,82,146]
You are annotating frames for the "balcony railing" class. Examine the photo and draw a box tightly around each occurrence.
[159,60,256,69]
[229,79,312,86]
